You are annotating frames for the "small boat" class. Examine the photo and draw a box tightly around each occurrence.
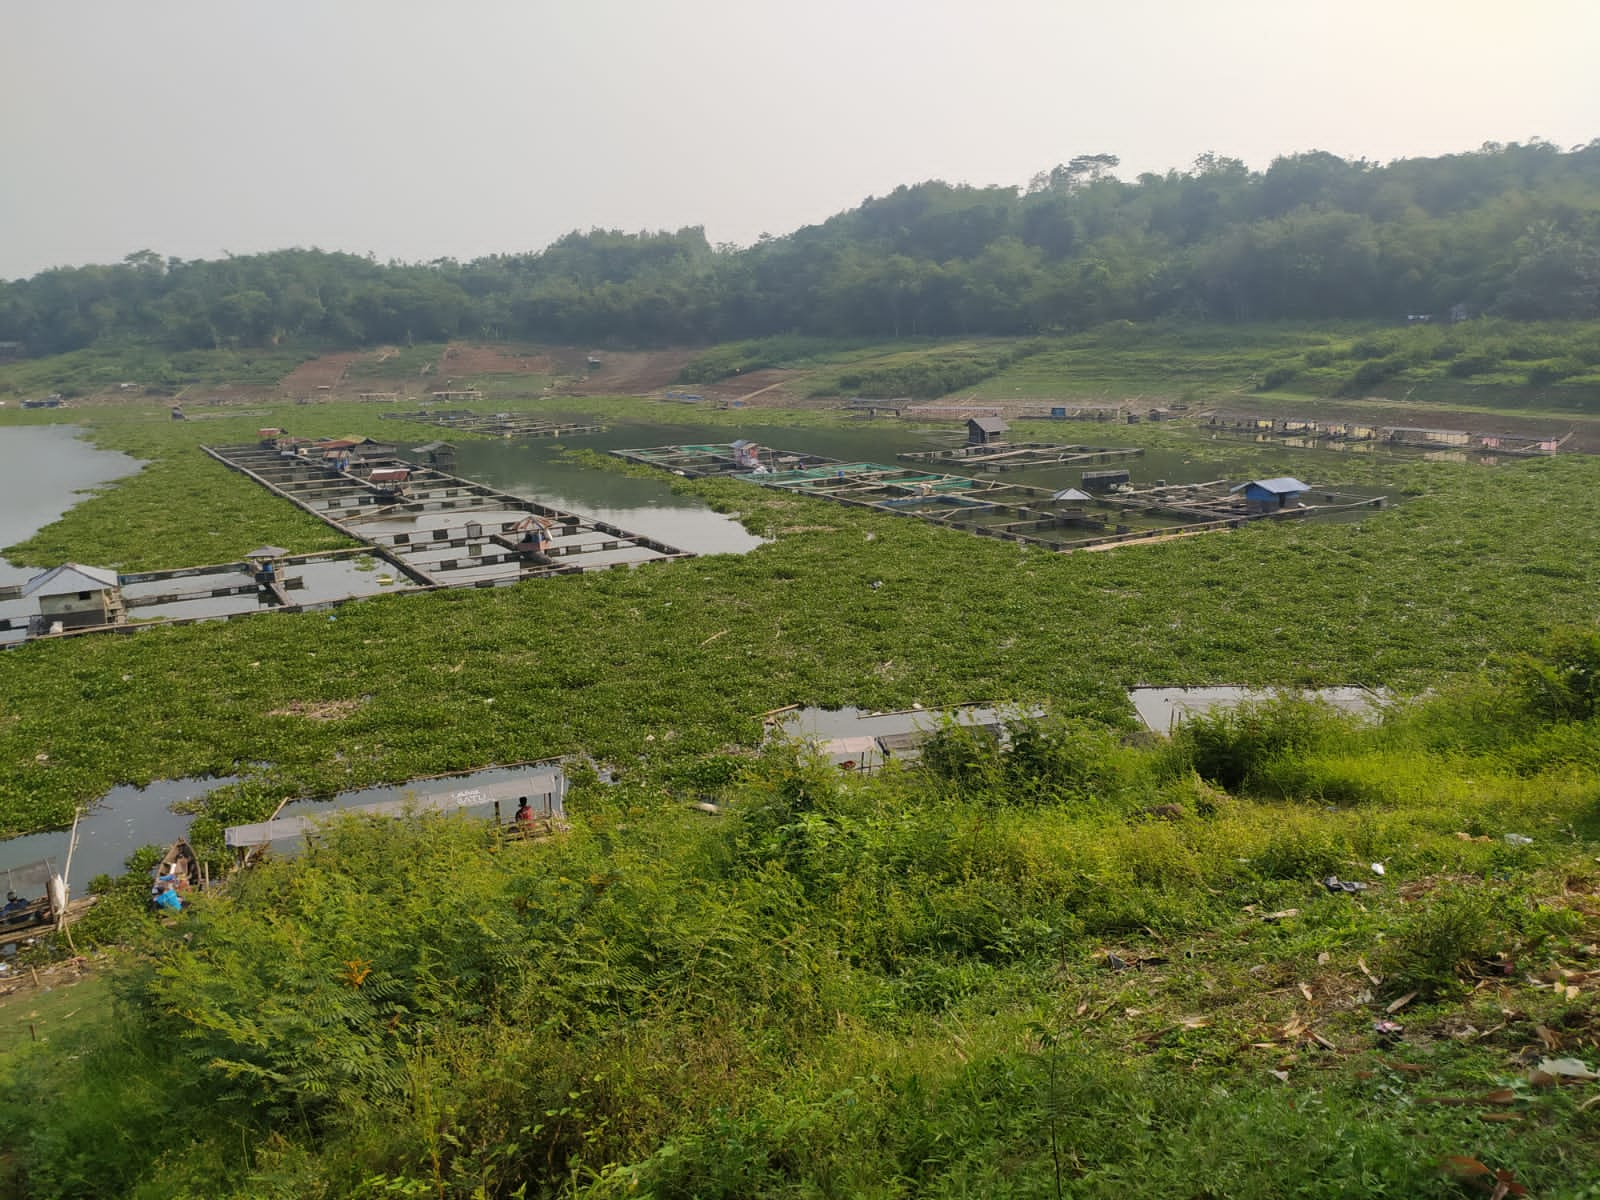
[150,839,203,912]
[1,857,72,944]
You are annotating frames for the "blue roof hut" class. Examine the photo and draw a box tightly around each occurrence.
[1230,477,1310,512]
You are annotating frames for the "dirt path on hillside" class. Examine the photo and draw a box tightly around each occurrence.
[557,348,702,395]
[279,350,376,395]
[435,343,551,380]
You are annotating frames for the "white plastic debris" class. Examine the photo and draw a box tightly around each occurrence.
[1504,833,1534,846]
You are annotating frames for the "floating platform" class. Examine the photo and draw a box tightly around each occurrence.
[613,443,1384,554]
[205,444,691,591]
[897,443,1144,472]
[611,443,834,477]
[379,411,602,439]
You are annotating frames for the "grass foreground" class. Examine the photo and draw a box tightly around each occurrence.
[2,366,1600,1196]
[2,673,1599,1198]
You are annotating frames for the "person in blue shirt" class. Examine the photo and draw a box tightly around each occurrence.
[152,884,183,913]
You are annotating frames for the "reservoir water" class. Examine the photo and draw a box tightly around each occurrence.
[0,424,143,585]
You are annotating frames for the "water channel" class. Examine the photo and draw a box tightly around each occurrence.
[0,425,143,585]
[0,765,564,890]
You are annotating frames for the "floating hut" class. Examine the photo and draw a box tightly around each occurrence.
[410,440,456,467]
[245,547,290,600]
[730,439,763,470]
[1230,477,1310,512]
[967,416,1009,446]
[23,564,124,631]
[1082,469,1130,491]
[367,467,411,500]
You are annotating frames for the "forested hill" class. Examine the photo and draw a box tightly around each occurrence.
[5,141,1599,356]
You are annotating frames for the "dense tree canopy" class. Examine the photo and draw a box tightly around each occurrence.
[4,140,1599,356]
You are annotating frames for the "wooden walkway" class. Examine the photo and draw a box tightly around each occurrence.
[612,442,1385,554]
[897,443,1145,472]
[379,411,603,439]
[205,444,691,591]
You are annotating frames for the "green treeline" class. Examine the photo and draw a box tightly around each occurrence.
[3,141,1599,355]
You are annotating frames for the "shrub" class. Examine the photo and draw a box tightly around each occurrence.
[1171,699,1347,792]
[1382,884,1504,998]
[1511,626,1600,721]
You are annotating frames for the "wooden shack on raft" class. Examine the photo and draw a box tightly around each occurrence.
[23,564,124,631]
[1230,477,1310,512]
[410,440,456,468]
[967,417,1009,446]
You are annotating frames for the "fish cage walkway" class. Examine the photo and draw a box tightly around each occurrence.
[614,443,1385,553]
[205,444,691,590]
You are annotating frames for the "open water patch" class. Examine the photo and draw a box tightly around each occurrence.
[0,425,144,585]
[451,436,767,556]
[0,776,239,889]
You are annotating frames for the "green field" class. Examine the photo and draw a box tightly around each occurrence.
[2,335,1599,1197]
[671,321,1600,413]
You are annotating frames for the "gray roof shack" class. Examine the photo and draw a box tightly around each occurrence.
[23,563,123,630]
[967,416,1009,446]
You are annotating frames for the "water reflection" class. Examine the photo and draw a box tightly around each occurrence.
[0,776,238,887]
[450,436,766,555]
[0,426,143,585]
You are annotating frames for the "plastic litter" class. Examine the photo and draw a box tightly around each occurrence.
[1370,863,1386,876]
[1373,1020,1405,1042]
[1503,833,1533,846]
[1322,876,1369,894]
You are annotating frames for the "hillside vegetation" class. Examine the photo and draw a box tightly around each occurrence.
[2,142,1598,357]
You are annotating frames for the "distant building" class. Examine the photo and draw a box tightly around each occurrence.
[409,440,456,467]
[23,564,124,631]
[1386,426,1471,447]
[967,416,1008,446]
[1230,477,1311,512]
[730,439,762,470]
[1082,469,1130,491]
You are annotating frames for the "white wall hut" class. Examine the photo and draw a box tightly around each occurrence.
[23,564,124,630]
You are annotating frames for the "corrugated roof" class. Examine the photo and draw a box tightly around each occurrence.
[1053,488,1093,502]
[970,417,1009,433]
[23,563,120,597]
[1230,477,1310,495]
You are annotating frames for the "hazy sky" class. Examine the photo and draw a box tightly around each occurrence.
[3,0,1596,280]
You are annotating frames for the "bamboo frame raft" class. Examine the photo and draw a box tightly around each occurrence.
[897,443,1145,472]
[612,443,1385,555]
